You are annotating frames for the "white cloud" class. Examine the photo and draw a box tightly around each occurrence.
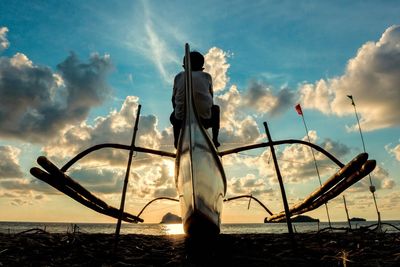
[0,27,9,52]
[299,25,400,131]
[386,143,400,161]
[43,96,171,165]
[215,85,263,146]
[39,95,176,199]
[228,173,273,197]
[125,0,182,83]
[204,47,230,92]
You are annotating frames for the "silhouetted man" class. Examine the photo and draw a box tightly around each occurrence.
[170,51,220,148]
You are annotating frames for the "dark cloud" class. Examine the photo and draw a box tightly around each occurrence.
[243,81,296,116]
[268,87,297,117]
[0,52,113,142]
[0,146,23,178]
[320,138,351,158]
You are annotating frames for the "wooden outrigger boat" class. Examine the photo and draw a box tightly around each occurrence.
[29,43,377,236]
[175,44,227,235]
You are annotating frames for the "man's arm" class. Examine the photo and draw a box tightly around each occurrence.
[172,75,177,108]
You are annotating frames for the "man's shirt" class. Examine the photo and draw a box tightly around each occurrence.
[172,71,213,120]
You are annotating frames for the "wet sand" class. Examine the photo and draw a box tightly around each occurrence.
[0,230,399,266]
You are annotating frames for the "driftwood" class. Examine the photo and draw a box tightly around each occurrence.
[30,157,143,223]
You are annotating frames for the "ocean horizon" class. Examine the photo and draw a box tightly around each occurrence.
[1,220,399,235]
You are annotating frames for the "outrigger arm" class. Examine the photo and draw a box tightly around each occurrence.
[30,141,176,223]
[219,136,376,223]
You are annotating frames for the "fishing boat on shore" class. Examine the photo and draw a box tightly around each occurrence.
[29,43,377,237]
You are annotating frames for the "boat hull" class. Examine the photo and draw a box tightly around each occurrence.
[176,121,226,235]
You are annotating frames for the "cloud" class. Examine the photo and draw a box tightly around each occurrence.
[0,145,53,205]
[213,80,295,146]
[228,174,273,197]
[0,52,113,142]
[299,25,400,131]
[242,131,352,185]
[215,85,263,146]
[243,81,296,115]
[349,165,396,192]
[43,96,171,165]
[40,96,176,200]
[129,161,176,199]
[204,47,230,92]
[277,140,348,184]
[125,0,182,83]
[0,27,9,52]
[0,146,24,178]
[386,143,400,161]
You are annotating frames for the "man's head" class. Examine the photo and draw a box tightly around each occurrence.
[183,51,204,71]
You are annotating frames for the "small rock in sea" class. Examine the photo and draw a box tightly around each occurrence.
[160,213,182,224]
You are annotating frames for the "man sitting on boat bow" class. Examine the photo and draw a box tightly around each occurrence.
[170,51,221,148]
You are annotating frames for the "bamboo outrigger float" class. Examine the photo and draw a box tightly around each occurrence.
[30,43,376,235]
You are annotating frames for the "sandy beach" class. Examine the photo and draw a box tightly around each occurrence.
[0,228,399,267]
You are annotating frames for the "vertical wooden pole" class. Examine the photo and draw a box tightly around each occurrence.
[263,122,293,236]
[115,104,142,244]
[343,195,352,229]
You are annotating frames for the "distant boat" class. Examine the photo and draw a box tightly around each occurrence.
[264,215,319,223]
[175,44,227,235]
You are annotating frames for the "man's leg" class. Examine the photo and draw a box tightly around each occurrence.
[170,112,182,149]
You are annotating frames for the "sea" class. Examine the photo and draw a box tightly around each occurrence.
[1,221,399,235]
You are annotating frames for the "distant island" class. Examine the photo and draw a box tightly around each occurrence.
[264,215,319,223]
[160,212,182,224]
[349,217,366,222]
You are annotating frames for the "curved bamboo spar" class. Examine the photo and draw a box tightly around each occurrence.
[60,144,176,172]
[136,197,180,218]
[224,195,274,216]
[219,139,344,168]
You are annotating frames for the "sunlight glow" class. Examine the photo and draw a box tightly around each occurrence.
[163,223,184,235]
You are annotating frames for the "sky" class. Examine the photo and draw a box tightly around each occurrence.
[0,0,399,224]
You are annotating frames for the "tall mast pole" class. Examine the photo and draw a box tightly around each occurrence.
[295,104,332,227]
[347,95,381,225]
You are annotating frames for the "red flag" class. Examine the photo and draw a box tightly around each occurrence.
[295,104,303,115]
